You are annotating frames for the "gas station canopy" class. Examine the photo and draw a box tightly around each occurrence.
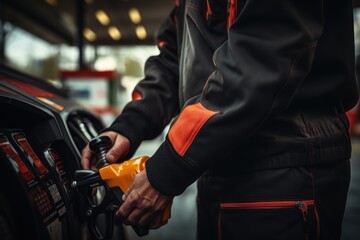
[1,0,174,46]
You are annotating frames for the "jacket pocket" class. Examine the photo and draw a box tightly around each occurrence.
[218,200,319,240]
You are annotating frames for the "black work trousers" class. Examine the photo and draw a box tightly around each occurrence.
[197,159,350,240]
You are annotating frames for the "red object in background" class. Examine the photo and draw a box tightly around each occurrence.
[60,69,120,125]
[59,69,118,108]
[60,69,117,79]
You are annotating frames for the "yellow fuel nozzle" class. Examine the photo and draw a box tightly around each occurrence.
[89,136,172,233]
[99,156,172,226]
[98,156,149,193]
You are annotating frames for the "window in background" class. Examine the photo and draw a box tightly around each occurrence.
[94,46,159,108]
[3,22,159,111]
[4,23,59,80]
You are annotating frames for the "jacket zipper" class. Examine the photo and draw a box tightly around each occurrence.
[296,201,310,240]
[220,200,314,240]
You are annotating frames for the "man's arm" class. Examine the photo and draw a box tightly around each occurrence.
[147,0,325,196]
[119,0,326,228]
[118,0,327,229]
[104,6,180,158]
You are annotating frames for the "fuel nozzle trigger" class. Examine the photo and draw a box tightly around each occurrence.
[72,169,118,240]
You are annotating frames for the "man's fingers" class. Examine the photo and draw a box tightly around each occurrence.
[117,188,141,218]
[121,193,168,227]
[115,170,171,229]
[126,207,148,225]
[122,195,160,226]
[138,210,158,226]
[80,132,130,170]
[146,198,171,228]
[148,213,164,229]
[106,134,130,163]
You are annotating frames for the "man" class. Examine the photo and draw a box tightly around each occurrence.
[81,0,359,239]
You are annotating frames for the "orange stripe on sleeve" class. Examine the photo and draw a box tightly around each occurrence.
[168,103,218,156]
[227,0,238,31]
[205,0,213,20]
[132,90,142,101]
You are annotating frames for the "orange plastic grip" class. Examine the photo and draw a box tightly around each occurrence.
[99,156,172,226]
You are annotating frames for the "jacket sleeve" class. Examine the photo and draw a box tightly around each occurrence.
[146,0,325,195]
[103,6,180,158]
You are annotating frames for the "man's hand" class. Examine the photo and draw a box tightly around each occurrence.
[81,131,130,170]
[117,170,172,229]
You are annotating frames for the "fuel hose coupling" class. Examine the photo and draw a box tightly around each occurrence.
[89,136,112,168]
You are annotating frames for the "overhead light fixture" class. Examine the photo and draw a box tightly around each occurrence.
[129,8,141,24]
[83,28,97,41]
[96,10,110,26]
[108,26,122,40]
[135,25,147,40]
[45,0,57,6]
[84,0,94,4]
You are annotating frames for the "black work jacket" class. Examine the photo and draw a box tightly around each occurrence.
[107,0,359,196]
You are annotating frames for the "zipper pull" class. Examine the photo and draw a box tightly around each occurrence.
[296,201,308,222]
[296,201,310,240]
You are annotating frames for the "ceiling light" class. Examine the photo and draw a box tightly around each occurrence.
[108,26,122,40]
[96,10,110,26]
[83,28,97,41]
[45,0,57,6]
[129,8,141,24]
[84,0,94,4]
[135,25,147,40]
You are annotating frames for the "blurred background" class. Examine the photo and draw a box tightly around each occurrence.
[0,0,359,239]
[0,0,175,125]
